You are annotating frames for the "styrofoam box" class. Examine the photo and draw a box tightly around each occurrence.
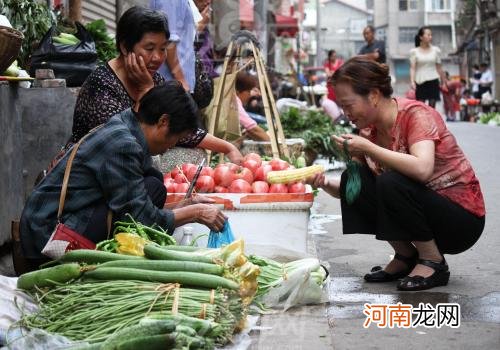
[166,192,314,256]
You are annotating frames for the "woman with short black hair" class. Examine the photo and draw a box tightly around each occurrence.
[70,6,242,163]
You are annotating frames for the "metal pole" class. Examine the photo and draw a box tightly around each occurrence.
[315,0,321,66]
[254,0,269,58]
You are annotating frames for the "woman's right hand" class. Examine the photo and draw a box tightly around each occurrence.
[125,53,154,97]
[410,81,416,90]
[306,172,327,189]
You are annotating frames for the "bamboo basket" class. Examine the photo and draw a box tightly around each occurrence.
[0,25,24,74]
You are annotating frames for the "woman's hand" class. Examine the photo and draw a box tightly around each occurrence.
[226,145,243,165]
[125,53,154,98]
[305,172,327,189]
[305,172,341,198]
[332,134,371,157]
[410,81,416,90]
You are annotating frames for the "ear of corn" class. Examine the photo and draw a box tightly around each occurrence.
[266,164,324,184]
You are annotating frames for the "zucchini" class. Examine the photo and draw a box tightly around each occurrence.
[60,250,144,264]
[101,320,175,350]
[160,245,206,252]
[115,334,176,350]
[17,263,82,290]
[144,244,214,264]
[65,342,103,350]
[85,267,239,290]
[99,260,223,276]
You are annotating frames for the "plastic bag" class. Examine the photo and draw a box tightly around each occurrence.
[207,220,235,248]
[260,259,329,311]
[29,22,97,87]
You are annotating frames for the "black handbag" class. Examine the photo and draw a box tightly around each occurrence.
[29,22,97,87]
[192,53,214,109]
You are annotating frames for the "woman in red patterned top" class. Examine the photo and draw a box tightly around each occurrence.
[308,57,485,291]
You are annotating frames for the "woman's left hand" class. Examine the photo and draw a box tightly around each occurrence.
[226,146,243,165]
[332,134,371,157]
[125,53,154,97]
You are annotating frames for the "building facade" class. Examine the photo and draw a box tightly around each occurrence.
[374,0,458,82]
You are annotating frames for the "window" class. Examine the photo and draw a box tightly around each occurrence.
[399,0,418,11]
[431,0,450,11]
[399,27,418,43]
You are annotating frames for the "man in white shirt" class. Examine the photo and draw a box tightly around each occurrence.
[478,62,493,97]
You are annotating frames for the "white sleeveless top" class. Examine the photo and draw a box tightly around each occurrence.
[410,45,442,85]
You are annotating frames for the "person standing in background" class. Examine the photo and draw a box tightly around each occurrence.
[324,49,344,102]
[194,0,217,78]
[409,27,446,109]
[478,62,493,98]
[470,64,481,99]
[358,25,386,64]
[150,0,196,92]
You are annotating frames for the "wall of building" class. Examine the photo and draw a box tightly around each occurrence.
[320,2,369,60]
[0,84,76,245]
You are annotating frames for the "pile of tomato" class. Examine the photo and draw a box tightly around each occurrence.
[163,153,306,194]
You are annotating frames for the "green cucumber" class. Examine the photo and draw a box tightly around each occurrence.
[101,320,175,350]
[60,250,144,264]
[17,263,82,290]
[115,334,176,350]
[85,267,239,290]
[144,244,214,264]
[99,260,223,275]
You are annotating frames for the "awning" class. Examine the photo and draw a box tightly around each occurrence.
[275,14,299,37]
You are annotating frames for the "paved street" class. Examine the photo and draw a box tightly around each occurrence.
[316,121,500,349]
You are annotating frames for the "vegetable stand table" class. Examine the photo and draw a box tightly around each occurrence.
[166,192,314,257]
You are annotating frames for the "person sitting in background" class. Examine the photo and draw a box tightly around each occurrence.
[308,57,485,291]
[21,83,226,269]
[235,72,270,142]
[70,6,242,164]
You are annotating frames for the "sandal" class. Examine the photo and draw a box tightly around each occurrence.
[397,258,450,291]
[364,252,418,283]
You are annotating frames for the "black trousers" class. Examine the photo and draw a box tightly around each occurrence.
[340,166,485,255]
[82,173,166,244]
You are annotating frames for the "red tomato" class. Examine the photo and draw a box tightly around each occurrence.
[170,167,181,178]
[251,181,269,193]
[288,182,306,193]
[214,186,229,193]
[269,158,289,171]
[186,166,215,181]
[242,159,260,174]
[229,179,252,193]
[163,172,171,179]
[213,166,234,187]
[200,166,214,178]
[175,183,189,193]
[233,167,254,184]
[164,178,176,193]
[243,153,262,166]
[223,162,240,172]
[181,163,197,174]
[254,164,273,181]
[174,173,187,184]
[269,184,288,193]
[195,175,215,193]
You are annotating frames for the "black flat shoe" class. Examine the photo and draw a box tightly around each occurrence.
[397,258,450,291]
[364,252,418,283]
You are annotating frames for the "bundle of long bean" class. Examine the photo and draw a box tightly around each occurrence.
[21,280,238,345]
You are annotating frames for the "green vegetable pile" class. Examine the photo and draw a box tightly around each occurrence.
[0,0,53,68]
[85,19,117,63]
[280,107,352,163]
